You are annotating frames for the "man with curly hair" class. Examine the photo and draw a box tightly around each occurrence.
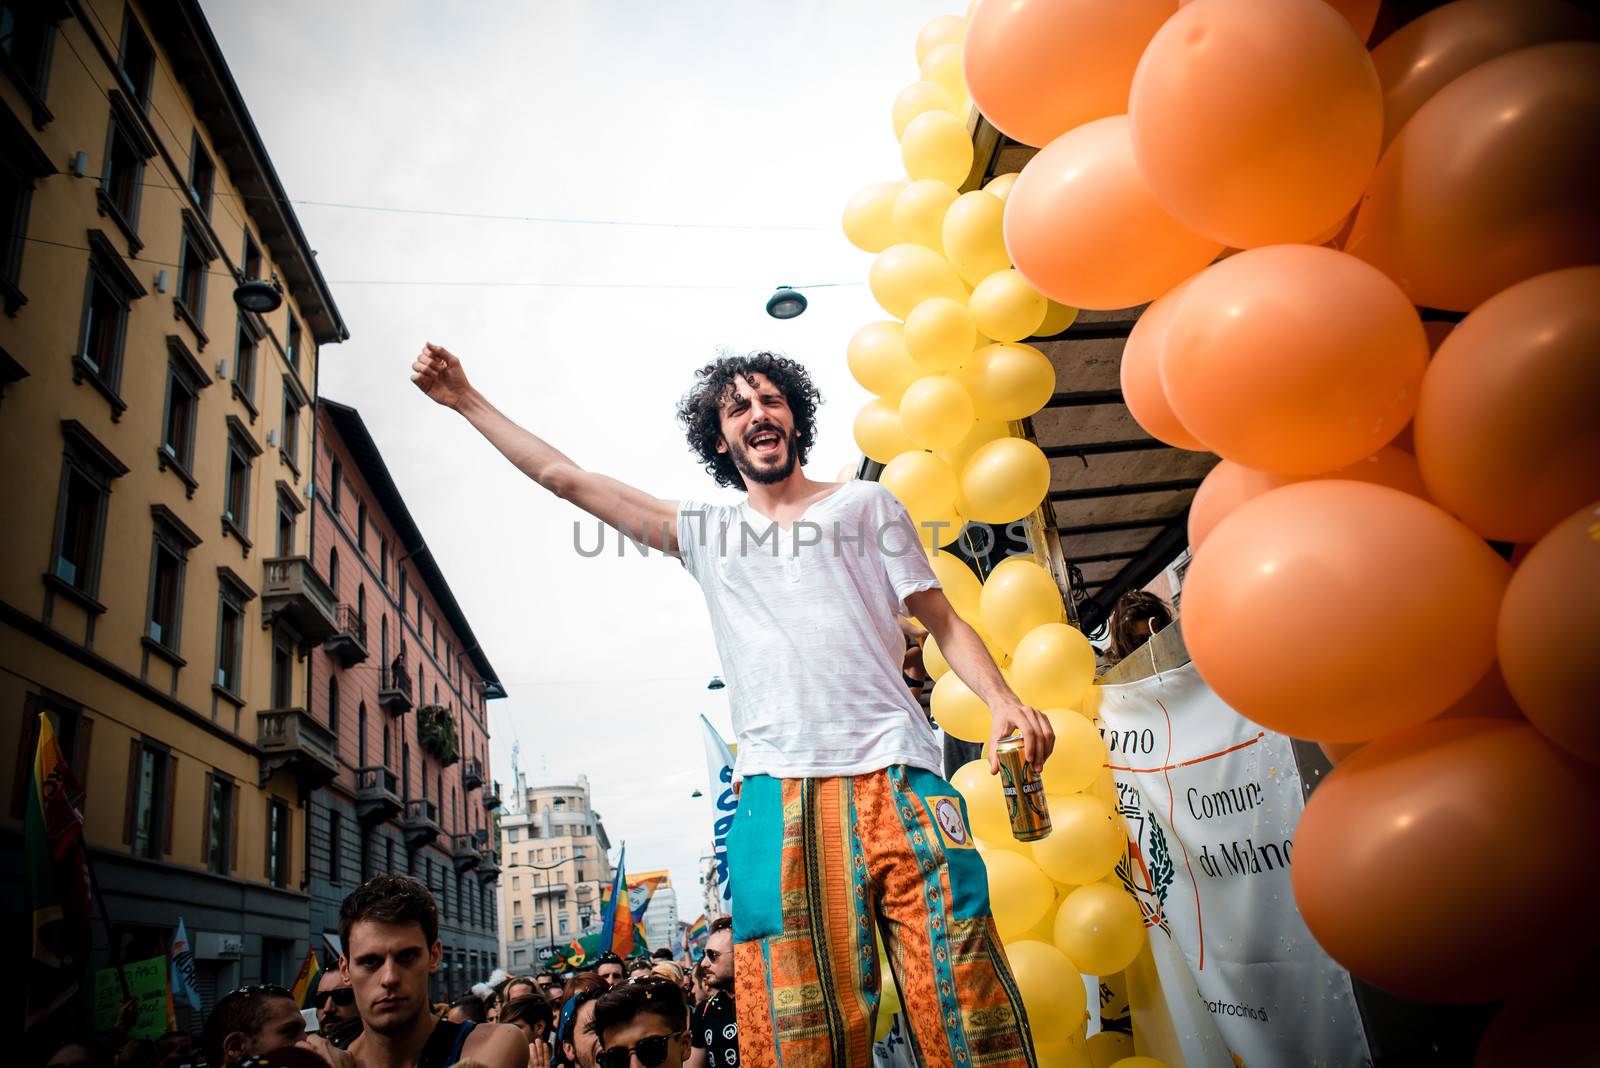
[412,344,1052,1067]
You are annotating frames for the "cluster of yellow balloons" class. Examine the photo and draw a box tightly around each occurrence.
[960,0,1600,1022]
[842,10,1081,547]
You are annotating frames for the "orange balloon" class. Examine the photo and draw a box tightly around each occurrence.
[1346,42,1600,312]
[1120,277,1206,451]
[963,0,1177,148]
[1413,267,1600,543]
[1292,718,1600,1002]
[1371,0,1599,148]
[1187,447,1427,550]
[1128,0,1382,248]
[1004,116,1223,312]
[1184,481,1509,741]
[1498,501,1600,765]
[1319,660,1524,765]
[1179,0,1379,41]
[1160,245,1427,475]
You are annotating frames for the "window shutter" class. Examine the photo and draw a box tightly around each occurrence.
[229,782,240,873]
[201,771,214,863]
[123,739,141,845]
[162,752,178,855]
[264,801,273,879]
[9,693,40,819]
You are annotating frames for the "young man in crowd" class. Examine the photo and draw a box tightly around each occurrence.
[627,959,655,983]
[447,995,487,1025]
[593,954,626,989]
[413,347,1050,1066]
[559,986,608,1068]
[534,973,565,1009]
[314,970,362,1045]
[591,980,691,1068]
[299,875,529,1068]
[685,917,736,1068]
[200,986,306,1067]
[504,976,539,1004]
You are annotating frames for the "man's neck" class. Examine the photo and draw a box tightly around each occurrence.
[350,1008,437,1068]
[743,471,826,518]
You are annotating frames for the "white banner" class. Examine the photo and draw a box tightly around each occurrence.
[699,714,736,913]
[1093,663,1371,1068]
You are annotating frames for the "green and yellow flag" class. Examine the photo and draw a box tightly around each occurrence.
[25,713,93,1029]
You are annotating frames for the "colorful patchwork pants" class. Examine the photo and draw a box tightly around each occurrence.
[728,765,1039,1067]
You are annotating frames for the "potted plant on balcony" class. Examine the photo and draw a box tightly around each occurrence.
[417,704,460,766]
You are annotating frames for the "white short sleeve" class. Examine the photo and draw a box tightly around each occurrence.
[860,483,941,613]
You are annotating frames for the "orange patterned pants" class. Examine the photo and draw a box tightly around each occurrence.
[728,766,1039,1067]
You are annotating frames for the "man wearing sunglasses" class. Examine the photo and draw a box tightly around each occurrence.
[591,980,690,1068]
[685,918,735,1068]
[313,971,361,1039]
[200,985,306,1067]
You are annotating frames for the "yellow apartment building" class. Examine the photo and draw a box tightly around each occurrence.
[0,0,348,1025]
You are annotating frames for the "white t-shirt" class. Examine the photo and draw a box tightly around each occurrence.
[675,480,945,781]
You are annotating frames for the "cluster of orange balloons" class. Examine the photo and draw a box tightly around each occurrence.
[964,0,1600,1018]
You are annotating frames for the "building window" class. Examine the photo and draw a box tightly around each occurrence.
[205,772,234,874]
[0,120,51,312]
[383,722,391,767]
[215,589,244,695]
[49,422,127,603]
[100,99,150,247]
[145,508,198,655]
[358,702,367,766]
[232,315,261,414]
[512,920,523,940]
[73,234,145,418]
[511,874,520,890]
[328,810,343,884]
[281,387,301,470]
[357,584,366,626]
[357,503,367,554]
[0,3,56,111]
[187,131,214,218]
[559,916,569,935]
[116,10,154,107]
[125,741,174,860]
[512,899,522,916]
[286,315,301,375]
[242,230,261,282]
[328,547,339,597]
[398,568,407,620]
[267,797,290,888]
[328,674,340,734]
[330,459,342,518]
[174,211,216,346]
[380,537,388,586]
[271,628,293,708]
[159,336,207,489]
[222,418,261,547]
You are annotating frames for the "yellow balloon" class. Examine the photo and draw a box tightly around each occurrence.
[1054,883,1146,977]
[979,556,1065,654]
[931,550,983,621]
[970,268,1049,343]
[1037,299,1081,337]
[1038,1033,1094,1068]
[918,504,965,551]
[847,320,923,400]
[960,436,1051,524]
[869,243,969,320]
[976,833,1033,859]
[943,191,1011,286]
[879,450,957,526]
[1038,708,1107,796]
[1033,795,1124,885]
[904,297,977,372]
[952,758,1012,841]
[1004,940,1086,1047]
[939,419,1010,474]
[902,109,974,187]
[923,633,951,680]
[893,79,960,141]
[920,41,969,107]
[1086,1031,1134,1068]
[986,850,1055,940]
[842,180,907,254]
[956,342,1056,420]
[893,178,960,253]
[984,172,1020,204]
[1011,622,1097,710]
[915,13,965,65]
[1076,685,1105,723]
[932,672,990,742]
[1107,1059,1169,1068]
[854,398,918,464]
[899,375,976,451]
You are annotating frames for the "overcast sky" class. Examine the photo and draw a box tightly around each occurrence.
[204,0,957,911]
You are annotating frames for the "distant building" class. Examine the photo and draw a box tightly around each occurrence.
[498,774,613,972]
[306,399,506,1003]
[636,872,678,955]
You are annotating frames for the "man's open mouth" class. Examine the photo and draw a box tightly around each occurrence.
[747,429,783,457]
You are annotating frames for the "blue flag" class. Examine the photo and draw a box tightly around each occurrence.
[170,917,201,1012]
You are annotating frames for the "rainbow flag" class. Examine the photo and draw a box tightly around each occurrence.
[685,915,709,959]
[25,714,93,1030]
[598,844,634,958]
[289,947,321,1008]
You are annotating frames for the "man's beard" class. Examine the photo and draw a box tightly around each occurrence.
[710,973,735,993]
[727,426,798,486]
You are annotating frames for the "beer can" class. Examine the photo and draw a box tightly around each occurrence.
[997,733,1051,842]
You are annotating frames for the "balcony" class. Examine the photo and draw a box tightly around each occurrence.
[378,661,413,716]
[324,604,368,666]
[530,882,570,897]
[417,704,459,766]
[482,779,502,811]
[476,846,501,882]
[462,758,484,791]
[450,833,480,873]
[257,708,338,788]
[401,798,440,849]
[355,765,401,825]
[260,556,338,644]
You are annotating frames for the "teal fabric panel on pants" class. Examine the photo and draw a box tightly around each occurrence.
[902,765,993,921]
[727,773,784,942]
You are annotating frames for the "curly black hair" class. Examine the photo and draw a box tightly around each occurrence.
[676,352,822,490]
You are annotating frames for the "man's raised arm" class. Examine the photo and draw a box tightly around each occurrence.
[411,343,679,552]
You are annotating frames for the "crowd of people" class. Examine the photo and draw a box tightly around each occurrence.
[38,876,740,1068]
